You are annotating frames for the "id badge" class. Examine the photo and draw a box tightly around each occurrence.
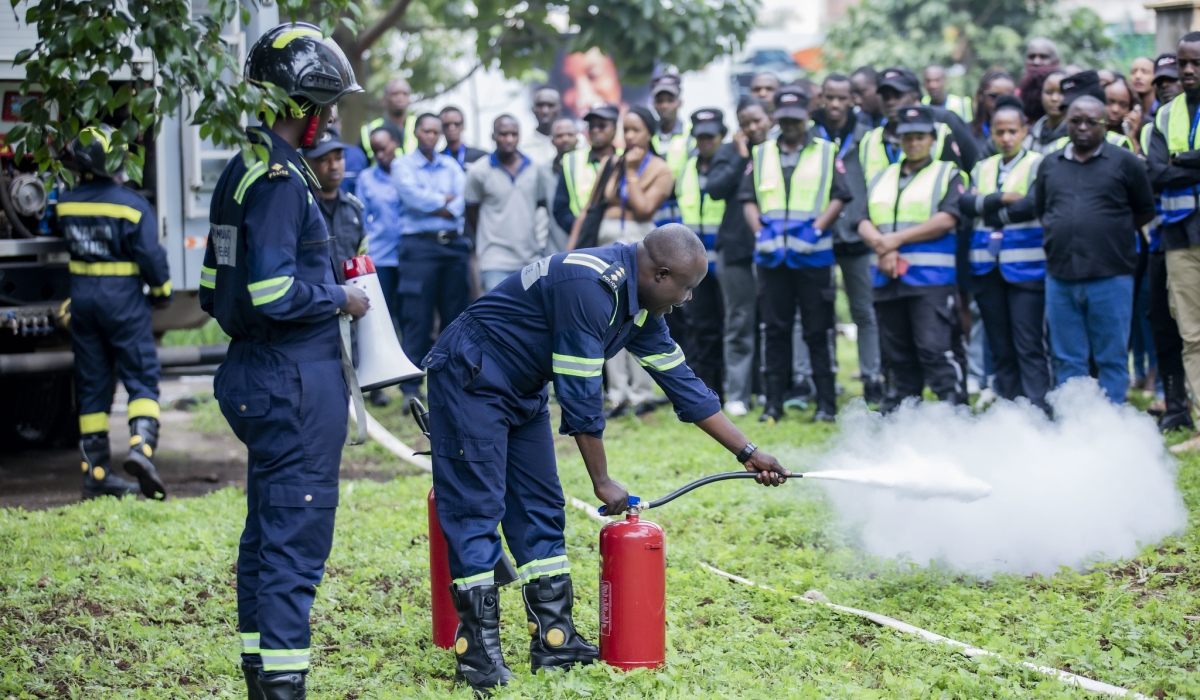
[987,231,1003,257]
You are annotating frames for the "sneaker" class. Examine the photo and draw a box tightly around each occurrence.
[975,387,998,408]
[1169,432,1200,453]
[967,377,982,395]
[723,400,748,417]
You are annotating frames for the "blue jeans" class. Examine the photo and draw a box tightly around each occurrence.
[480,269,517,293]
[1045,275,1133,404]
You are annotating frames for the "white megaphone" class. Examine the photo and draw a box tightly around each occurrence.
[342,255,425,390]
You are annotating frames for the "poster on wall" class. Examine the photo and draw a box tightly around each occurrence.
[544,46,650,119]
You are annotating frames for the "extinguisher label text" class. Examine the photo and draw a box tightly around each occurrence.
[599,580,612,637]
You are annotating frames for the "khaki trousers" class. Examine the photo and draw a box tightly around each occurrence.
[1166,246,1200,405]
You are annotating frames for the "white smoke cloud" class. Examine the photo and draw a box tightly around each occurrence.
[810,379,1189,576]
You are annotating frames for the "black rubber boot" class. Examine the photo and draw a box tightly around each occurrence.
[812,374,837,423]
[1159,374,1195,433]
[81,433,138,499]
[451,584,513,695]
[124,416,167,500]
[759,379,785,423]
[258,672,306,700]
[523,575,598,673]
[862,376,885,405]
[242,660,265,700]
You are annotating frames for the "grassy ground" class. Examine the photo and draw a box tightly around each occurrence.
[4,346,1199,698]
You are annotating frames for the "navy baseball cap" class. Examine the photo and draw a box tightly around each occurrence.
[690,108,726,136]
[878,67,921,95]
[1154,53,1179,83]
[773,86,811,121]
[301,126,347,159]
[583,102,620,122]
[895,105,937,135]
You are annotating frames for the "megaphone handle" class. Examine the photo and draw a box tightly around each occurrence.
[339,314,368,445]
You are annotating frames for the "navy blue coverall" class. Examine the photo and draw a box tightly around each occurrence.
[424,243,721,589]
[56,178,171,435]
[200,128,350,676]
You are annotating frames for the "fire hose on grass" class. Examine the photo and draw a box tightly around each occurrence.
[353,401,1143,697]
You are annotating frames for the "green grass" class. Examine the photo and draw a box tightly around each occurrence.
[3,347,1199,698]
[161,319,230,348]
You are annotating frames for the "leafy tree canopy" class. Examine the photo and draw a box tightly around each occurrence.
[823,0,1115,96]
[8,0,760,183]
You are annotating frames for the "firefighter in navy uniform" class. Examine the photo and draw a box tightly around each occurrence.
[57,125,172,500]
[425,224,790,694]
[198,23,369,700]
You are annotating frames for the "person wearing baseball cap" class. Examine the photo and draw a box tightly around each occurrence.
[857,104,969,412]
[1152,53,1180,117]
[674,108,728,398]
[650,73,693,230]
[859,66,978,184]
[552,102,620,240]
[1060,70,1136,151]
[738,86,854,423]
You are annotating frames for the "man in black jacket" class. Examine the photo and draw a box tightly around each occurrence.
[708,97,773,416]
[812,73,884,403]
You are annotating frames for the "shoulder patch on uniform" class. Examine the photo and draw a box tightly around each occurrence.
[343,191,364,211]
[267,162,290,180]
[598,261,626,292]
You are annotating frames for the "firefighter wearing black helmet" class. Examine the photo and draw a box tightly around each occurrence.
[55,124,172,501]
[198,23,368,700]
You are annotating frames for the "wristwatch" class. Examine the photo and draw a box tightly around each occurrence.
[736,442,757,464]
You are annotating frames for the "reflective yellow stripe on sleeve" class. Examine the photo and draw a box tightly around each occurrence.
[69,261,140,276]
[199,265,217,289]
[149,280,172,297]
[552,353,604,378]
[234,162,268,204]
[635,344,686,371]
[247,276,294,306]
[57,202,142,223]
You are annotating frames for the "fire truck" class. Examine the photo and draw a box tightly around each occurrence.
[0,3,280,448]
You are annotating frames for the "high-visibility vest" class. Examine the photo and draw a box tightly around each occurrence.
[922,94,973,123]
[361,114,418,162]
[866,160,959,287]
[563,149,600,216]
[1159,92,1199,226]
[652,124,693,226]
[677,155,725,274]
[752,138,835,269]
[967,151,1046,282]
[1141,122,1163,252]
[860,123,951,184]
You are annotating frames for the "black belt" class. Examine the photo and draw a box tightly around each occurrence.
[409,229,460,244]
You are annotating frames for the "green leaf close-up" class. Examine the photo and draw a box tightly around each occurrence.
[3,378,1199,698]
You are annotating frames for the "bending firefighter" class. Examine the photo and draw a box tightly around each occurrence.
[424,224,789,694]
[57,125,172,500]
[199,24,369,700]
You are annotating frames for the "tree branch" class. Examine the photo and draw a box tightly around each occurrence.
[353,0,416,56]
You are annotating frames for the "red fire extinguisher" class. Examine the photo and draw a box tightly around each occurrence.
[599,496,666,669]
[427,488,458,649]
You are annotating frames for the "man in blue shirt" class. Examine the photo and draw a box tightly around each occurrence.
[392,112,469,400]
[425,224,789,694]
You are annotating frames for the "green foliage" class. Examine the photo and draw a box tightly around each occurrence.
[3,352,1200,697]
[824,0,1116,97]
[7,0,355,184]
[160,319,230,348]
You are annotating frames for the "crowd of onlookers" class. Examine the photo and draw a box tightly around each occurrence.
[299,34,1200,445]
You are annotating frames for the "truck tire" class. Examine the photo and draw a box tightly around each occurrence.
[0,370,78,451]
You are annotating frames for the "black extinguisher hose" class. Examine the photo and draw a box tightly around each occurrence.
[600,470,799,514]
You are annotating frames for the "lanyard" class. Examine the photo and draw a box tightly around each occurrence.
[815,124,855,161]
[620,155,651,230]
[885,141,901,164]
[1190,104,1200,149]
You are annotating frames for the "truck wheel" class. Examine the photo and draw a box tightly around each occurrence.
[0,370,78,451]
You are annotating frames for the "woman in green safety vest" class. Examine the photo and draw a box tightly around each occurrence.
[960,96,1052,412]
[857,105,969,412]
[1105,77,1143,156]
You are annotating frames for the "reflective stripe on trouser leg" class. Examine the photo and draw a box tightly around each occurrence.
[261,648,310,672]
[79,412,109,434]
[241,632,261,654]
[517,555,570,582]
[453,571,496,590]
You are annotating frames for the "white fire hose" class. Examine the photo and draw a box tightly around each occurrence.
[357,409,1145,699]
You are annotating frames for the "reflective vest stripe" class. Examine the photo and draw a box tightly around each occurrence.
[757,235,834,254]
[968,151,1045,282]
[360,114,418,160]
[752,138,835,268]
[69,260,140,275]
[1162,93,1200,224]
[652,125,693,180]
[860,123,949,184]
[563,150,599,216]
[922,94,973,122]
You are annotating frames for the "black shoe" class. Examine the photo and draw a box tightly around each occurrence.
[633,400,661,416]
[80,433,138,499]
[1159,374,1194,432]
[369,390,391,408]
[451,584,513,695]
[603,402,630,419]
[862,377,885,405]
[758,404,783,423]
[813,375,837,423]
[124,417,167,500]
[760,378,786,423]
[258,671,306,700]
[811,409,836,423]
[523,575,598,673]
[242,660,265,700]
